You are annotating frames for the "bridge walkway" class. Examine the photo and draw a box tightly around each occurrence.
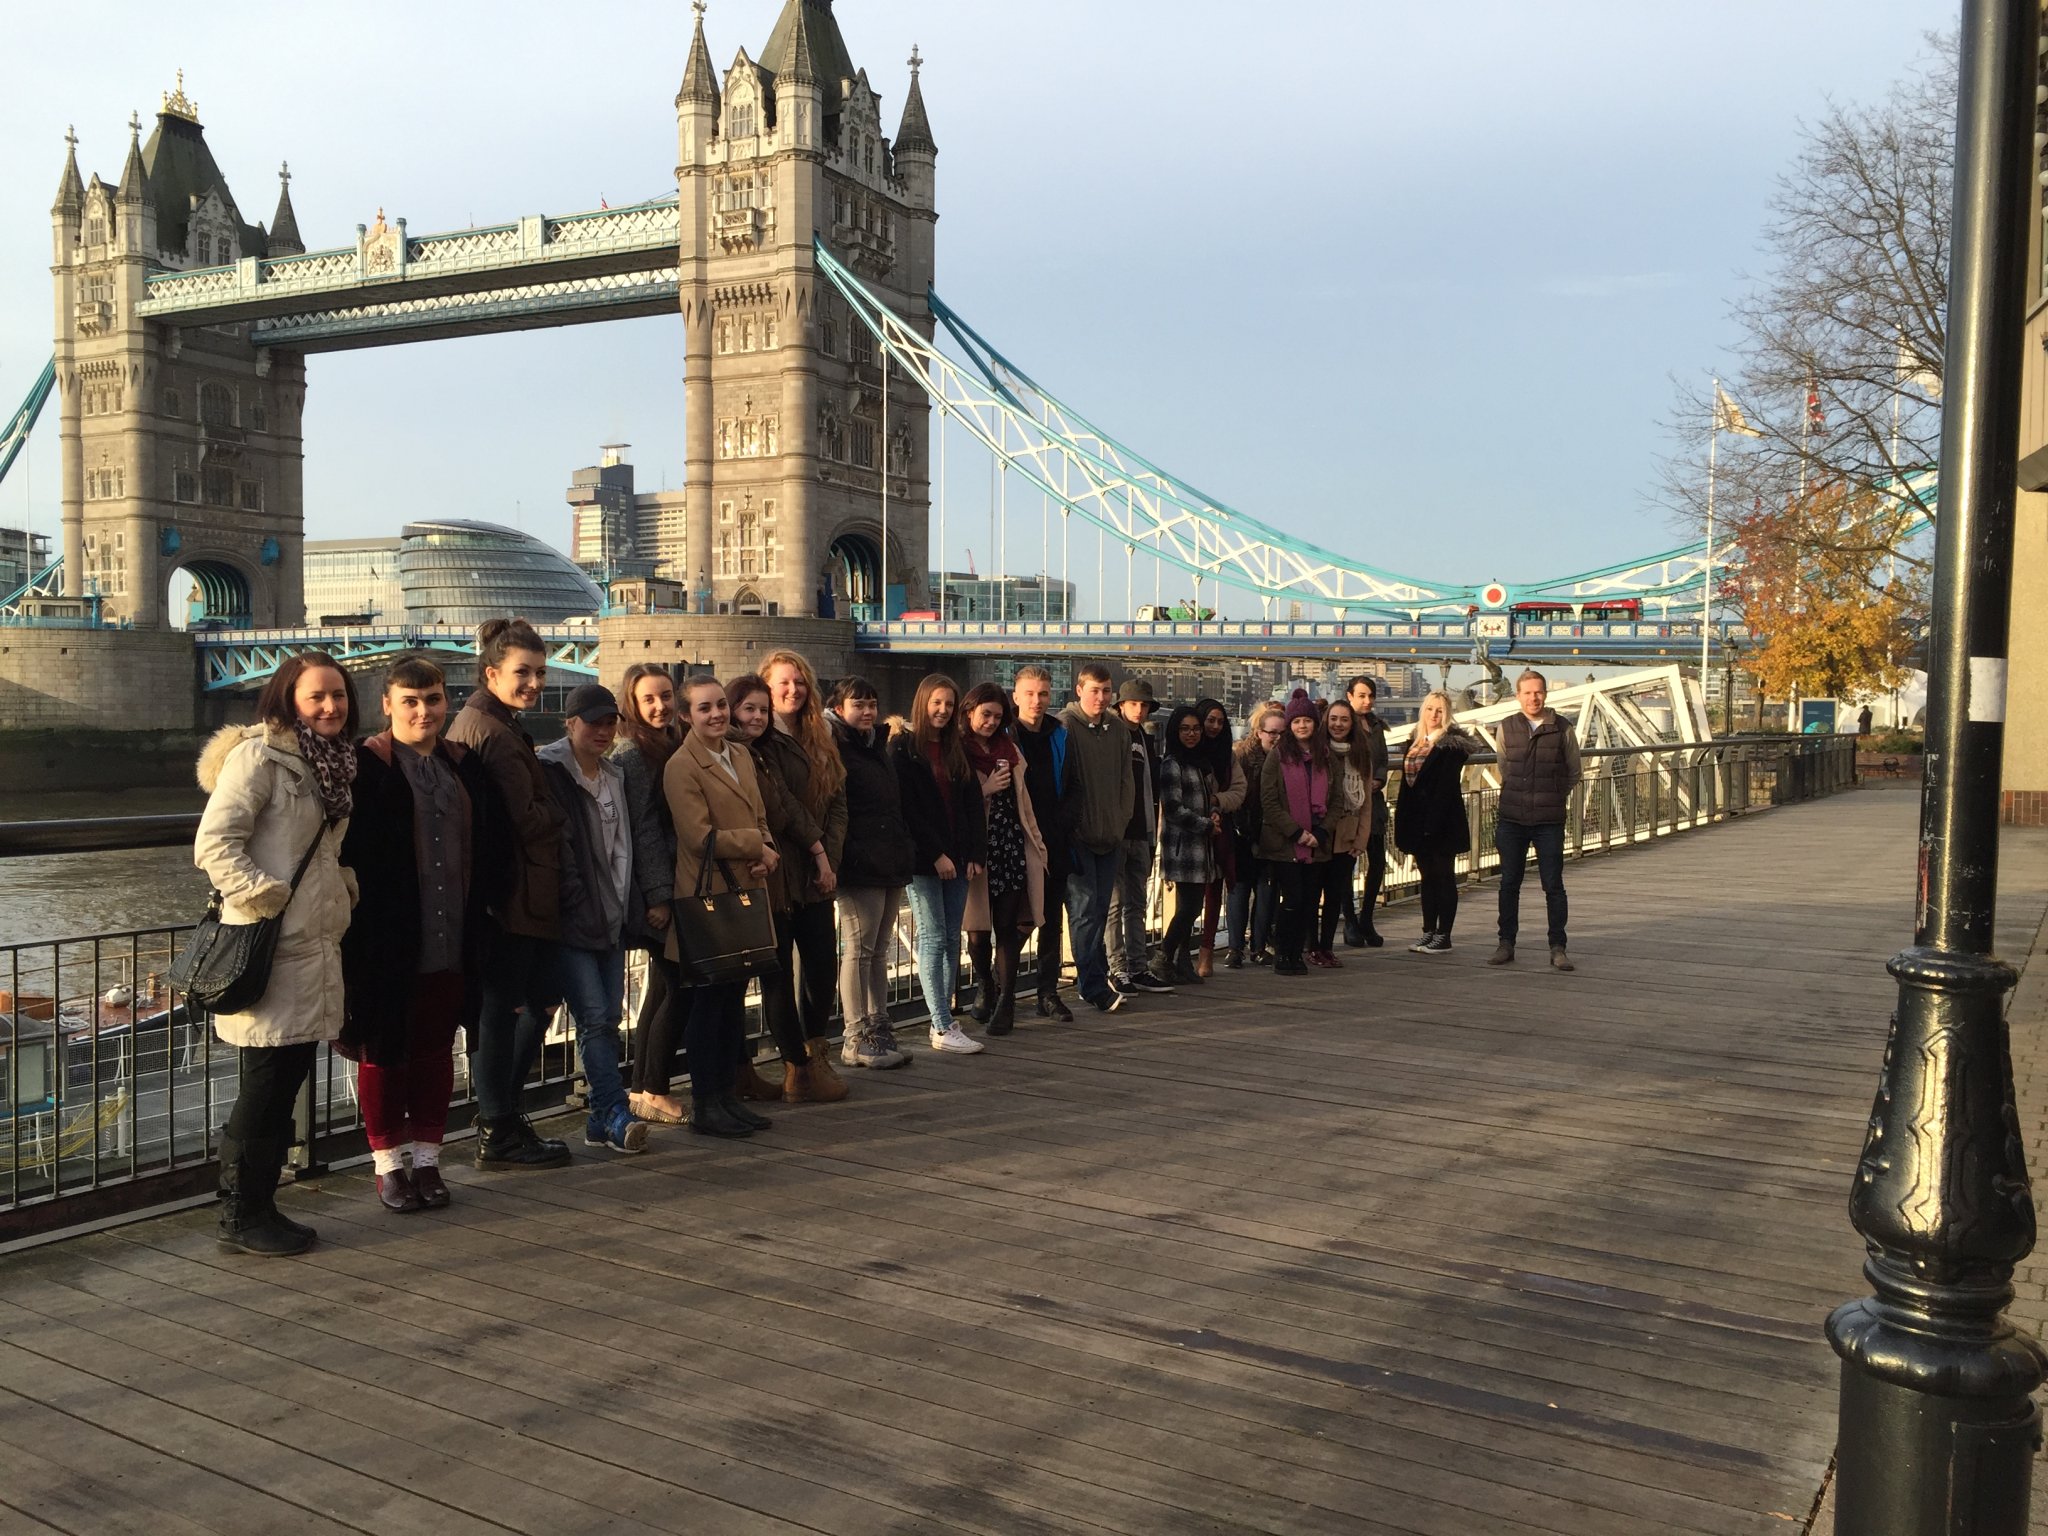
[3,785,2046,1536]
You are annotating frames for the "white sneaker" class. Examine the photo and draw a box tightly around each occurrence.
[928,1025,986,1054]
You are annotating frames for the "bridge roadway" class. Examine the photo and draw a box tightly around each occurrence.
[3,785,2045,1535]
[193,616,1749,691]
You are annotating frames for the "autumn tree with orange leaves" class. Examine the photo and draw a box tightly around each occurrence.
[1726,482,1920,702]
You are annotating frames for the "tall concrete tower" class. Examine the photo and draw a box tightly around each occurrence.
[677,0,936,618]
[49,77,306,627]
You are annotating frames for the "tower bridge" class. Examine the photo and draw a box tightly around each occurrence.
[0,1,1933,733]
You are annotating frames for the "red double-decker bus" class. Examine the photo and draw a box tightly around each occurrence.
[1511,599,1643,623]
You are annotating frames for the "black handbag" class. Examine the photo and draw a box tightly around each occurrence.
[168,819,332,1015]
[671,830,777,985]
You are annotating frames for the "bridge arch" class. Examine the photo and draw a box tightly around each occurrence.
[827,530,882,619]
[168,555,254,630]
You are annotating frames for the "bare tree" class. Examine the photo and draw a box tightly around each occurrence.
[1667,33,1953,589]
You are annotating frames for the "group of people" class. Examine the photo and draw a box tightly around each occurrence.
[192,622,1580,1258]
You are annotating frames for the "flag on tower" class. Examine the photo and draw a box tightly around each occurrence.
[1805,382,1827,435]
[1714,385,1762,438]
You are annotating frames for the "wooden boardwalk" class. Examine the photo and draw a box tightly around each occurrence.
[5,785,2047,1536]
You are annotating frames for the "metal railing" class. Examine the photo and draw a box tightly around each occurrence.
[0,732,1856,1244]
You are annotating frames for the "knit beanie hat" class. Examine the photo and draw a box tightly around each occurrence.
[1283,688,1318,723]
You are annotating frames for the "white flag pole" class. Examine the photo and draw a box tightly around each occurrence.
[1704,379,1719,689]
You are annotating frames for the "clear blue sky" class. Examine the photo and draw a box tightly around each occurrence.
[0,1,1947,618]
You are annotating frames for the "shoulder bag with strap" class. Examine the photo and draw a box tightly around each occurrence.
[671,829,777,985]
[168,818,334,1015]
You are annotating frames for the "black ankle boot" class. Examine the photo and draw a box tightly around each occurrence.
[720,1093,772,1131]
[691,1098,754,1137]
[988,990,1017,1036]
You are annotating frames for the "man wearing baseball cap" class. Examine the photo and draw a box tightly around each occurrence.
[1108,679,1174,995]
[538,683,653,1155]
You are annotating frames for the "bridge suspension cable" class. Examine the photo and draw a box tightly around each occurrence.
[816,243,1940,619]
[1,357,56,490]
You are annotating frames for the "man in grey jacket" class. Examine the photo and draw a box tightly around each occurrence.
[1488,669,1582,972]
[1058,664,1135,1013]
[538,684,653,1153]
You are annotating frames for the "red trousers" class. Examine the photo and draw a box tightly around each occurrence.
[359,970,464,1150]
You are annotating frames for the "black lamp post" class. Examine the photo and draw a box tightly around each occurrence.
[1825,2,2047,1530]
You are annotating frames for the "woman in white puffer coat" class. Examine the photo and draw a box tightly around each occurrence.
[193,652,359,1256]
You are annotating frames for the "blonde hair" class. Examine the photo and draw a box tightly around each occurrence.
[1418,689,1458,728]
[757,649,847,814]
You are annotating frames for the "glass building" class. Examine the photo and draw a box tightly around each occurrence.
[396,519,603,625]
[302,538,405,624]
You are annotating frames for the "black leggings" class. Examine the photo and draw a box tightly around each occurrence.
[682,979,746,1104]
[1161,880,1204,961]
[1416,851,1460,936]
[219,1040,319,1200]
[968,887,1029,1001]
[1348,799,1388,933]
[763,900,836,1064]
[1314,853,1357,951]
[630,951,681,1095]
[1268,859,1312,963]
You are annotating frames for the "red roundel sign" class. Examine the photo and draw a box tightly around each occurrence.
[1480,583,1508,610]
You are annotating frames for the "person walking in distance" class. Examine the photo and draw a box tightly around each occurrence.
[892,674,990,1054]
[1109,679,1174,996]
[1489,668,1581,972]
[1342,675,1391,947]
[1010,665,1073,1019]
[1193,698,1246,978]
[1256,690,1332,977]
[1394,690,1484,953]
[1059,664,1136,1013]
[444,618,572,1170]
[827,677,913,1070]
[538,685,652,1155]
[194,653,357,1255]
[961,683,1048,1036]
[340,658,498,1213]
[1154,705,1219,985]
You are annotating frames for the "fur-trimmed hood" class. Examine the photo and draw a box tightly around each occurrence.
[196,722,302,794]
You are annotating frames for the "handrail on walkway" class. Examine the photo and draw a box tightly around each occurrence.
[0,733,1858,1243]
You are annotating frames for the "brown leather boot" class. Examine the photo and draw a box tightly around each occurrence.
[1196,936,1215,978]
[802,1038,850,1102]
[781,1060,811,1103]
[735,1055,782,1102]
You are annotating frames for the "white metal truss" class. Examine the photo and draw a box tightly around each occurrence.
[815,243,1471,613]
[1384,665,1710,757]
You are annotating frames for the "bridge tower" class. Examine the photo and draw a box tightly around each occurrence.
[49,78,306,627]
[677,0,936,619]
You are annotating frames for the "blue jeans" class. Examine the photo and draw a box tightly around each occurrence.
[1225,863,1275,955]
[907,875,969,1029]
[472,927,560,1122]
[1495,818,1568,947]
[1065,845,1120,1003]
[558,943,629,1123]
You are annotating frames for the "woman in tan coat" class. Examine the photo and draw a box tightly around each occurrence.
[662,675,780,1138]
[193,652,358,1256]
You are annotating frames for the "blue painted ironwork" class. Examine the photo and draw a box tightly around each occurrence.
[192,624,599,692]
[0,356,56,490]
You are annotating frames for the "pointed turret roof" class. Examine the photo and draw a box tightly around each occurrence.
[116,114,148,204]
[269,162,303,255]
[53,127,84,214]
[761,0,855,111]
[677,3,722,110]
[774,0,819,86]
[895,47,936,157]
[140,91,268,257]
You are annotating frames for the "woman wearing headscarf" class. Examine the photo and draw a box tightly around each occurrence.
[1154,704,1220,985]
[1189,699,1243,977]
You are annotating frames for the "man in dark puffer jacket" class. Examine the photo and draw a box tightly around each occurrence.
[1489,669,1582,972]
